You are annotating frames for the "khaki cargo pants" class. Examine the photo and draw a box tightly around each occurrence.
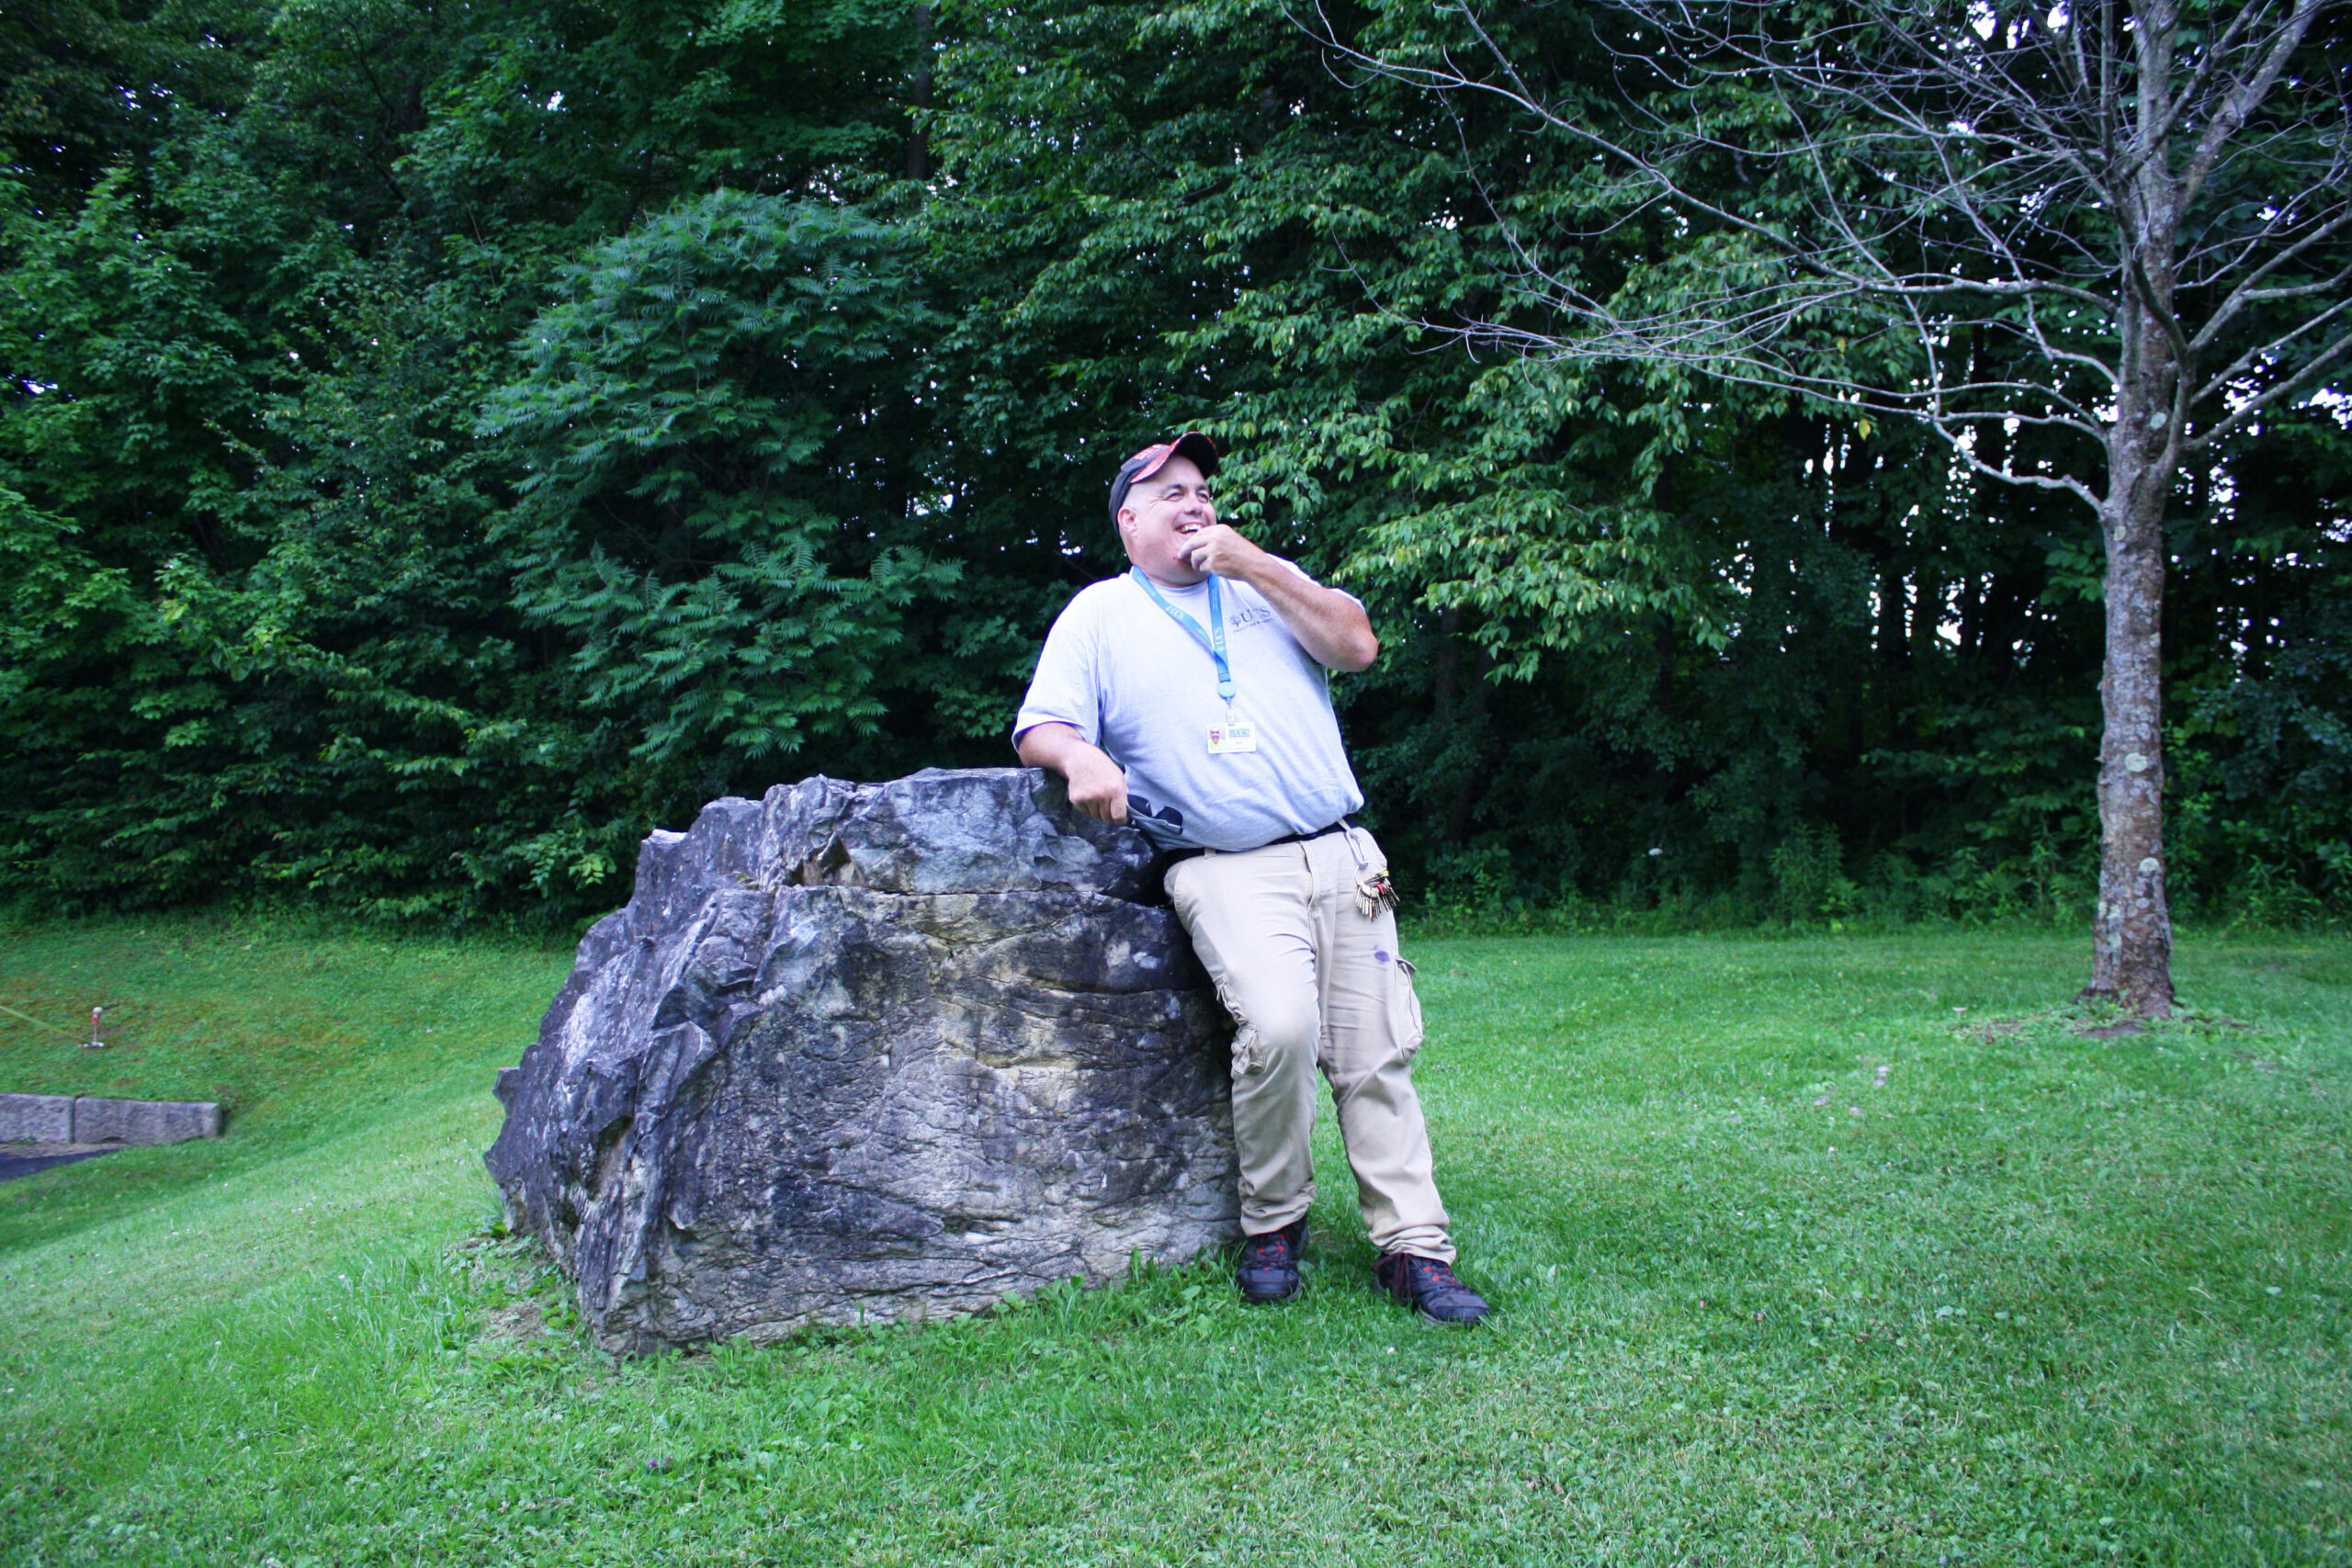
[1163,827,1453,1262]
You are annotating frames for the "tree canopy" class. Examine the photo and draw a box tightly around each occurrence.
[1309,0,2352,1011]
[2,0,2346,940]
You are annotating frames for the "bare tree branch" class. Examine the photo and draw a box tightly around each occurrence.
[2180,0,2320,208]
[2189,322,2352,449]
[1293,0,2352,1018]
[2192,211,2352,347]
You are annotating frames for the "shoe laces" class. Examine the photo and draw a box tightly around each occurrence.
[1240,1227,1299,1268]
[1398,1254,1464,1295]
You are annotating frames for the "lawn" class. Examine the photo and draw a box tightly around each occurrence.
[0,918,2346,1566]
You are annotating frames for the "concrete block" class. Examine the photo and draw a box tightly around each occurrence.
[0,1093,76,1144]
[70,1098,221,1146]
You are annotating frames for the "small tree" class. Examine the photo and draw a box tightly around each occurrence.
[1312,0,2352,1014]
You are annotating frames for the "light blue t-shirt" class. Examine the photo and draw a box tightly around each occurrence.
[1013,565,1366,852]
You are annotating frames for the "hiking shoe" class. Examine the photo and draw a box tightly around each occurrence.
[1235,1219,1307,1303]
[1374,1252,1491,1325]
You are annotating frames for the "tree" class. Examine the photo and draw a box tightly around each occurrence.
[930,0,1770,887]
[1309,0,2352,1013]
[0,0,949,920]
[5,0,2341,931]
[477,192,956,791]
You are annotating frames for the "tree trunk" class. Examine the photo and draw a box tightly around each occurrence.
[908,5,933,184]
[2085,307,2177,1018]
[1430,607,1489,846]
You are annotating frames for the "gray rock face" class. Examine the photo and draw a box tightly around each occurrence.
[0,1094,221,1146]
[0,1095,74,1145]
[71,1097,221,1145]
[484,768,1237,1354]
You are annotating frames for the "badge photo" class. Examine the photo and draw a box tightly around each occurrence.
[1207,718,1259,754]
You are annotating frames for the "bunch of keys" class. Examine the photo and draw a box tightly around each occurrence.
[1342,827,1402,917]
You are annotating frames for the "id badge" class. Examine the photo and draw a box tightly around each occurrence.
[1207,717,1259,754]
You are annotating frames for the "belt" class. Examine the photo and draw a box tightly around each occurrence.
[1261,818,1353,850]
[1160,818,1351,865]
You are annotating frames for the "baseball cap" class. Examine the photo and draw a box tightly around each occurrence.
[1109,432,1219,524]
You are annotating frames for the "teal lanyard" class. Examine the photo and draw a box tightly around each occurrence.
[1130,568,1236,703]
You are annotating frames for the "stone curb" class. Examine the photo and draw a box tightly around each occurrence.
[0,1093,222,1146]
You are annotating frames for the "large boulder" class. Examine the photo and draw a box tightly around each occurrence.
[484,768,1237,1354]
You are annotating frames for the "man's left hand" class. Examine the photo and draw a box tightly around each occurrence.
[1181,524,1269,580]
[1184,523,1380,673]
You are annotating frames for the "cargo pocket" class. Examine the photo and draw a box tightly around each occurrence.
[1216,981,1264,1081]
[1390,956,1426,1062]
[1229,1024,1265,1081]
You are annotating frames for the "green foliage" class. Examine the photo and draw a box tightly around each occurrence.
[0,485,182,900]
[481,192,956,774]
[0,0,2344,926]
[0,0,264,209]
[0,0,955,923]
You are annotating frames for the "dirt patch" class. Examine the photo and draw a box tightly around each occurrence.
[485,1301,548,1341]
[1962,1004,2256,1047]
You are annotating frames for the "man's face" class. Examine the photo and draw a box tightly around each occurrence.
[1117,454,1217,585]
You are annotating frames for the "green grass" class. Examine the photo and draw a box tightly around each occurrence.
[1,919,2346,1565]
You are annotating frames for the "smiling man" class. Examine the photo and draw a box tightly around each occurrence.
[1013,432,1490,1325]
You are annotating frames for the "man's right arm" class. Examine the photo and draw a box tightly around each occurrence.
[1016,723,1130,825]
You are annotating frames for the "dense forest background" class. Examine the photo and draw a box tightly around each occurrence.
[3,0,2346,931]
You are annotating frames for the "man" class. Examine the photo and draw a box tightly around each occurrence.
[1013,432,1490,1325]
